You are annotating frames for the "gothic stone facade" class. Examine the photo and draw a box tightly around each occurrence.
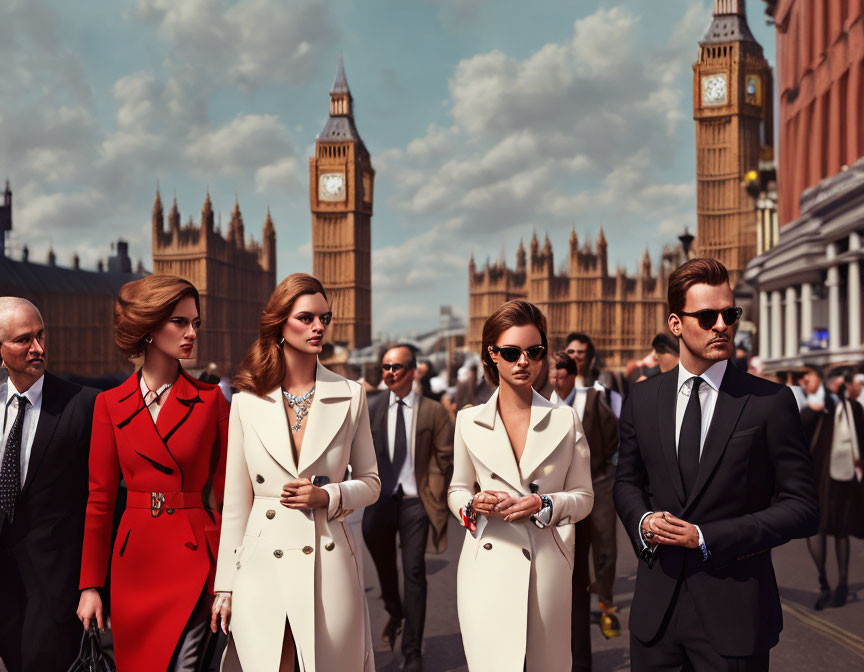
[468,231,684,371]
[152,190,276,375]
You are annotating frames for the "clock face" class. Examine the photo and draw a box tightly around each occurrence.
[319,173,345,201]
[745,74,761,105]
[701,74,728,106]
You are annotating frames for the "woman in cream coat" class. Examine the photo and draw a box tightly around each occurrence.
[212,274,380,672]
[448,300,594,671]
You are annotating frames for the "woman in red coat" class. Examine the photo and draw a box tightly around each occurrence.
[76,275,229,672]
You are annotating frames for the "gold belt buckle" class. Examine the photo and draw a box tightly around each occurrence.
[151,492,165,518]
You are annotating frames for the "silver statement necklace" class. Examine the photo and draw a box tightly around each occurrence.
[282,386,316,433]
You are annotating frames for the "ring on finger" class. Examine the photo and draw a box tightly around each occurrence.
[644,531,655,539]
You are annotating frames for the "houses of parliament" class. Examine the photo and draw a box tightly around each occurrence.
[469,0,773,365]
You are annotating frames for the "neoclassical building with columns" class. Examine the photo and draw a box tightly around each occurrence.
[743,158,864,367]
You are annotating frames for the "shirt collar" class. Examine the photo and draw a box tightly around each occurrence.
[6,374,44,408]
[139,375,172,407]
[389,388,416,409]
[677,359,727,394]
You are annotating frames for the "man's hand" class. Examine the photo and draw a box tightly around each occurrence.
[651,512,700,549]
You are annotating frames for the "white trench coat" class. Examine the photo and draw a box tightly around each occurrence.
[448,388,594,671]
[215,363,381,672]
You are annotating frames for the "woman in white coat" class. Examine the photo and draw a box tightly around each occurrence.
[448,300,594,671]
[211,273,380,672]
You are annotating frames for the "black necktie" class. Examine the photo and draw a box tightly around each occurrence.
[0,395,30,521]
[391,399,408,490]
[678,377,703,497]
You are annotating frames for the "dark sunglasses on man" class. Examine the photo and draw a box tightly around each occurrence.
[381,363,407,372]
[490,345,546,363]
[678,306,742,330]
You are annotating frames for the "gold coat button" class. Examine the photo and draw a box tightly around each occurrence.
[302,546,314,555]
[273,549,283,558]
[266,509,276,519]
[165,507,175,515]
[483,543,493,550]
[325,541,335,551]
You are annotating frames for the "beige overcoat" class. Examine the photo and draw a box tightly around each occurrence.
[447,388,594,671]
[214,363,381,672]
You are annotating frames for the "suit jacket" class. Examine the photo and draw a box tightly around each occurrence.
[79,369,229,672]
[215,362,380,672]
[368,390,454,552]
[613,363,819,656]
[0,372,98,670]
[447,388,594,671]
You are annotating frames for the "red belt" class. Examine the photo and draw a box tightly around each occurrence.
[126,490,204,517]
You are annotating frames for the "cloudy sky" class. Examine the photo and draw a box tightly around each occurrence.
[0,0,774,335]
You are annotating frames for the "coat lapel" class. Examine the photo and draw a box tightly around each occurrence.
[155,369,203,445]
[249,389,298,477]
[519,390,572,482]
[469,389,524,492]
[20,373,62,499]
[657,368,686,507]
[685,363,750,512]
[296,362,353,474]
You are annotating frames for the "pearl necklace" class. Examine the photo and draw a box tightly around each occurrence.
[282,386,315,433]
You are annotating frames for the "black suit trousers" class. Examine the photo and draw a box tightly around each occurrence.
[570,518,593,672]
[629,579,769,672]
[362,495,430,659]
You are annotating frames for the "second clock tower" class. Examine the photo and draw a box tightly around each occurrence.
[693,0,772,285]
[310,56,374,348]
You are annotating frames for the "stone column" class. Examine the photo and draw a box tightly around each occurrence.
[759,290,770,358]
[785,286,798,357]
[800,282,813,348]
[771,290,783,360]
[850,232,861,348]
[827,242,841,350]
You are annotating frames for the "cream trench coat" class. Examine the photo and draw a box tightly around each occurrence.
[447,388,594,671]
[214,363,381,672]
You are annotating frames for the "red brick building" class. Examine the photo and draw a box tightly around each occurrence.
[766,0,864,226]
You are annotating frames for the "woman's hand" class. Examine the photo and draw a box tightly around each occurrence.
[76,588,104,630]
[281,478,330,510]
[495,493,542,522]
[472,490,507,518]
[210,592,231,635]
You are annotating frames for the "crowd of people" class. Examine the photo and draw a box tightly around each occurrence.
[0,256,853,671]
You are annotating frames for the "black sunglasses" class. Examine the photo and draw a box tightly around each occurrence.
[381,363,409,372]
[490,345,546,363]
[678,306,742,330]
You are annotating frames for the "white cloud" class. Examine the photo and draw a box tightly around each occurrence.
[186,114,295,175]
[255,157,303,194]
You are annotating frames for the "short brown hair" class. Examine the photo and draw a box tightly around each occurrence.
[114,275,199,359]
[481,300,548,387]
[667,258,730,316]
[553,351,578,376]
[234,273,328,396]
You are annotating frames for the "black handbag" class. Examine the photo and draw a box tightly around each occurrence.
[67,624,116,672]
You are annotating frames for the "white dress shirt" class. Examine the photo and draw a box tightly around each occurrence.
[140,375,173,422]
[387,389,418,497]
[1,374,44,486]
[675,359,727,457]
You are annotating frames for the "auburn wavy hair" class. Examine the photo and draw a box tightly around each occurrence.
[114,275,199,360]
[233,273,328,396]
[481,299,548,387]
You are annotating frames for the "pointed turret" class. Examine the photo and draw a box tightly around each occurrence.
[47,246,56,266]
[200,190,214,238]
[469,252,476,274]
[169,195,180,235]
[640,247,652,277]
[261,207,276,272]
[152,187,164,236]
[597,227,607,248]
[516,239,526,273]
[329,53,353,117]
[597,228,608,276]
[228,196,245,247]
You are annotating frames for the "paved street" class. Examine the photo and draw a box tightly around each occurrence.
[362,517,864,671]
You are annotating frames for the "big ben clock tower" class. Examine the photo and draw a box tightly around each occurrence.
[693,0,772,285]
[310,56,374,348]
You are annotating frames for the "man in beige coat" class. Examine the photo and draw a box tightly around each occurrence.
[362,344,454,672]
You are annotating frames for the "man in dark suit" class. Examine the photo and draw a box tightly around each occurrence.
[614,259,819,671]
[0,297,99,672]
[362,344,454,672]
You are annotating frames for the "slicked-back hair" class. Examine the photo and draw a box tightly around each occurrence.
[382,343,417,369]
[114,275,199,359]
[481,300,548,387]
[667,257,730,316]
[234,273,328,396]
[553,351,578,376]
[651,332,679,356]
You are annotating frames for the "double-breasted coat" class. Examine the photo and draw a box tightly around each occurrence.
[79,369,229,672]
[214,362,381,672]
[447,389,594,671]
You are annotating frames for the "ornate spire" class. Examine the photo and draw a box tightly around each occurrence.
[169,195,180,232]
[597,227,607,247]
[200,190,214,234]
[329,54,353,117]
[331,52,350,94]
[263,207,274,235]
[714,0,745,15]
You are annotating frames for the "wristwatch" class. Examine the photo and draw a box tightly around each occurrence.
[531,494,553,528]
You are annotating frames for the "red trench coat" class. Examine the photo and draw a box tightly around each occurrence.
[80,369,228,672]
